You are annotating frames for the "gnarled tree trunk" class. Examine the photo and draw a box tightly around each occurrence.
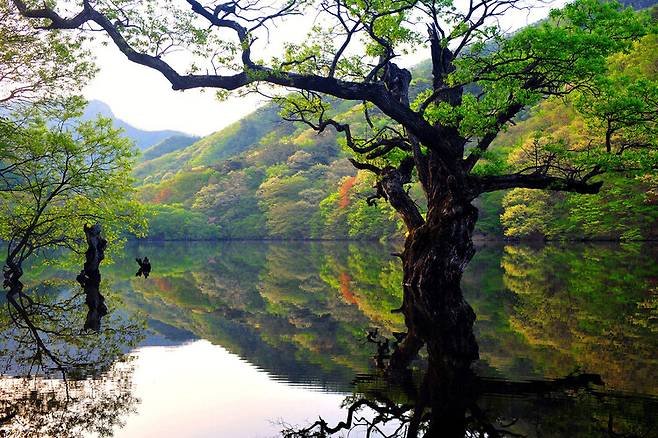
[76,224,108,332]
[390,163,479,372]
[404,203,479,366]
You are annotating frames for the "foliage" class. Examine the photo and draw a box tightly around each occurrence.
[144,204,221,240]
[0,100,146,266]
[498,32,658,240]
[140,134,200,161]
[0,1,94,107]
[40,0,655,242]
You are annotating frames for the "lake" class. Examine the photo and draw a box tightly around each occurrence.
[1,241,656,437]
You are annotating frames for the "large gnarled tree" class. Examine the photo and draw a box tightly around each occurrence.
[12,0,656,370]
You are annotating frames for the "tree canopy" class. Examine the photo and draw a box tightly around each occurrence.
[0,101,146,270]
[11,0,656,213]
[1,3,146,270]
[0,0,94,107]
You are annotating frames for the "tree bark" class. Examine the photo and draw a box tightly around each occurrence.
[76,224,108,332]
[391,165,479,371]
[395,187,480,437]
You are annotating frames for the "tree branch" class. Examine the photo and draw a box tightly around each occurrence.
[11,0,457,159]
[470,173,603,197]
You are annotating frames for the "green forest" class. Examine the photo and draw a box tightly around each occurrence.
[133,14,658,241]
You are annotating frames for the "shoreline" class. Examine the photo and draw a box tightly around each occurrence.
[127,237,658,243]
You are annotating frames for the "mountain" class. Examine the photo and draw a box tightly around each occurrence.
[132,104,290,183]
[623,0,658,8]
[131,64,424,240]
[83,100,197,150]
[141,135,201,161]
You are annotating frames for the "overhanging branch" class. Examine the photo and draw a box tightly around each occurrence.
[11,0,455,159]
[470,173,603,198]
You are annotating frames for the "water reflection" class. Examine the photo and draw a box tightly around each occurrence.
[0,228,144,437]
[0,282,141,377]
[110,241,404,391]
[116,241,656,437]
[0,241,655,436]
[281,368,658,437]
[110,241,657,393]
[0,360,137,437]
[475,243,658,394]
[0,281,142,437]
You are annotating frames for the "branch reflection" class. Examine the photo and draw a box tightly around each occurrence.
[282,356,658,438]
[0,245,144,436]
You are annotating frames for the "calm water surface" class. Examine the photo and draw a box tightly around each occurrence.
[1,241,656,437]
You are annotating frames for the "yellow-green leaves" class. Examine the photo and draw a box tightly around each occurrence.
[442,0,651,141]
[0,2,95,107]
[0,99,147,266]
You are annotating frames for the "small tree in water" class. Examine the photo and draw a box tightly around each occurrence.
[0,2,144,295]
[0,100,146,349]
[12,0,657,369]
[0,100,145,278]
[0,3,145,388]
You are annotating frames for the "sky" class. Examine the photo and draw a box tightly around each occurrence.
[83,0,568,137]
[83,45,264,137]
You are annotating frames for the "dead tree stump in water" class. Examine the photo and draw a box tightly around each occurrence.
[135,257,151,278]
[3,261,24,297]
[76,224,108,332]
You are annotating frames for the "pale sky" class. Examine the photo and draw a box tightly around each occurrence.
[83,0,567,137]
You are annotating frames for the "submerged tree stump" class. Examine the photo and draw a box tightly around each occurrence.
[76,224,108,332]
[3,261,24,297]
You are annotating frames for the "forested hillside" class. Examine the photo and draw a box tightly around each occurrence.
[491,32,658,240]
[134,70,423,240]
[135,9,657,241]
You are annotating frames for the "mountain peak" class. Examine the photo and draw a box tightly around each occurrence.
[82,100,196,150]
[83,100,115,119]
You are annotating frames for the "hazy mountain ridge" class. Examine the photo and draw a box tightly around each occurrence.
[623,0,657,8]
[83,100,197,150]
[133,105,290,184]
[141,135,201,161]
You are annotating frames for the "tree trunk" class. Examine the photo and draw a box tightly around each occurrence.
[393,183,480,437]
[2,261,24,297]
[76,224,108,332]
[391,176,479,370]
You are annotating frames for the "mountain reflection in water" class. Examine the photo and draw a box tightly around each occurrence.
[0,241,656,437]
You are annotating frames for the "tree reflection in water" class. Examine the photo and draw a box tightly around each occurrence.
[279,242,658,438]
[0,255,143,436]
[0,360,136,437]
[282,352,658,438]
[0,240,653,437]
